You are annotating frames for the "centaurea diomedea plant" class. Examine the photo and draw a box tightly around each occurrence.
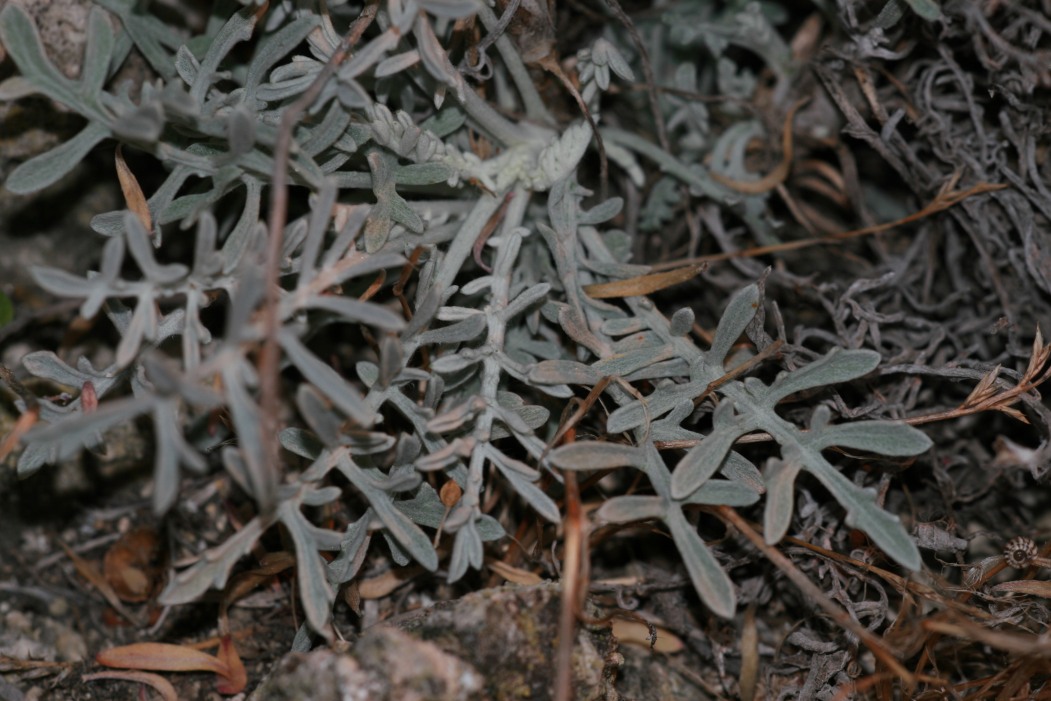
[0,0,930,637]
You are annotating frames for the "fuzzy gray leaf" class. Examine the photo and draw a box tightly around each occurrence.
[159,517,268,604]
[416,314,488,345]
[680,480,761,507]
[670,422,749,500]
[669,307,695,337]
[666,507,736,618]
[708,284,759,368]
[337,453,438,570]
[808,421,932,457]
[222,363,277,510]
[762,457,803,544]
[548,441,642,471]
[327,515,372,585]
[529,360,601,386]
[305,296,406,332]
[0,4,86,112]
[448,519,483,582]
[279,501,335,633]
[487,447,560,523]
[765,348,881,405]
[5,122,110,194]
[595,495,664,524]
[81,7,115,95]
[606,380,706,434]
[282,332,377,426]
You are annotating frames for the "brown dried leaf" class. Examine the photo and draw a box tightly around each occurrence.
[103,527,163,603]
[96,642,231,676]
[220,551,295,622]
[215,636,247,695]
[115,144,152,233]
[97,641,244,695]
[0,404,38,462]
[487,559,543,586]
[610,617,683,653]
[583,265,701,299]
[358,565,424,599]
[82,671,179,701]
[59,540,143,626]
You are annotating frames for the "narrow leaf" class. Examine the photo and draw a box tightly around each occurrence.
[762,458,803,544]
[279,501,335,634]
[159,517,267,604]
[670,424,747,500]
[666,507,736,618]
[595,495,664,524]
[681,480,761,507]
[281,332,376,426]
[606,380,707,434]
[529,360,601,386]
[6,122,110,194]
[548,441,641,471]
[304,295,406,331]
[336,453,438,570]
[81,7,115,95]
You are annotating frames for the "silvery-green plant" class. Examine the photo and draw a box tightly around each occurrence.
[0,0,930,634]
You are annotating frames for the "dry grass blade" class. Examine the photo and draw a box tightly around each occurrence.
[922,615,1051,657]
[991,580,1051,598]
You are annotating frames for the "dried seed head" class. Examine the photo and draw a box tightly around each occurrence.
[1003,536,1039,568]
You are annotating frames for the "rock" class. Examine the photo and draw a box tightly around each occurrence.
[249,627,485,701]
[250,583,704,701]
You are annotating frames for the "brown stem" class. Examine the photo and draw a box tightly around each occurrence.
[258,2,379,513]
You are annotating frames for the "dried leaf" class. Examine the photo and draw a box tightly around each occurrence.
[82,671,178,701]
[115,145,152,233]
[215,636,247,694]
[611,617,683,653]
[583,265,701,299]
[103,527,163,603]
[487,559,544,586]
[59,540,142,626]
[96,642,231,677]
